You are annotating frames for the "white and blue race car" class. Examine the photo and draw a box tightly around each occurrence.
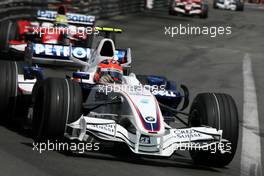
[213,0,244,11]
[0,36,239,167]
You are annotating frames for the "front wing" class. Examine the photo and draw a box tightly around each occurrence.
[66,115,225,157]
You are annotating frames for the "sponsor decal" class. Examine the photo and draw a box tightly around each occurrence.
[152,90,177,97]
[115,50,126,61]
[33,44,128,62]
[174,129,202,139]
[123,91,161,132]
[37,10,57,19]
[33,43,91,60]
[37,10,95,24]
[89,124,115,134]
[140,136,151,144]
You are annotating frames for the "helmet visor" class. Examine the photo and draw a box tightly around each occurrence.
[101,69,123,83]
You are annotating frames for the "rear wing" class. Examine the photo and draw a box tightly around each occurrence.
[28,43,131,67]
[37,10,96,26]
[95,27,122,33]
[95,27,123,41]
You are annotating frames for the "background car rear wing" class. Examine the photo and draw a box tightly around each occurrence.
[37,10,96,26]
[95,27,123,43]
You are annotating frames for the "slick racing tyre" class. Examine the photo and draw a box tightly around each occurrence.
[168,0,178,15]
[236,1,244,11]
[32,78,82,141]
[0,20,19,52]
[0,61,18,124]
[189,93,239,167]
[200,3,209,18]
[213,0,218,9]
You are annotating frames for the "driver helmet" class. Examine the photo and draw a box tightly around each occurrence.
[95,59,123,83]
[55,6,68,27]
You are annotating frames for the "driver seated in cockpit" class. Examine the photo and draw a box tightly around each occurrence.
[94,59,123,84]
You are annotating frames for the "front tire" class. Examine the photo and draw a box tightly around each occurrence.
[32,78,82,141]
[189,93,239,167]
[0,61,18,124]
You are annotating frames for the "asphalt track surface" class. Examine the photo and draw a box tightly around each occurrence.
[0,4,264,176]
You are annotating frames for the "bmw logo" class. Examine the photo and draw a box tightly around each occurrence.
[77,50,82,55]
[145,116,155,122]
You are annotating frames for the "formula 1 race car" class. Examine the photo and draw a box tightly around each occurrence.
[0,8,96,54]
[0,33,128,123]
[0,8,122,67]
[169,0,209,18]
[0,36,238,167]
[213,0,244,11]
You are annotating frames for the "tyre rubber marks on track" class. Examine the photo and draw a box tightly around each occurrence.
[241,53,262,176]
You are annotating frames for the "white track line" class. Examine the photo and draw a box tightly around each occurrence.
[241,54,262,176]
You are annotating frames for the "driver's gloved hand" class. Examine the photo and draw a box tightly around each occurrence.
[99,75,114,84]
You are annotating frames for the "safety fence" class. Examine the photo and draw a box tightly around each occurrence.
[0,0,263,22]
[72,0,145,18]
[152,0,169,8]
[0,0,147,22]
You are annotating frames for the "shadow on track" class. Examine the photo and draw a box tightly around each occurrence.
[21,140,221,173]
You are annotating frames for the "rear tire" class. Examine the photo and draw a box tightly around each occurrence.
[0,61,18,124]
[169,1,178,15]
[32,78,82,142]
[236,1,244,11]
[0,20,19,52]
[200,4,209,18]
[189,93,239,167]
[169,9,178,15]
[213,0,218,9]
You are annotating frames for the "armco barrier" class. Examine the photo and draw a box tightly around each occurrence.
[153,0,169,8]
[0,0,48,21]
[0,0,185,24]
[73,0,145,18]
[0,0,145,21]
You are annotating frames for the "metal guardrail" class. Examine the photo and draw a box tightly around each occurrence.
[73,0,145,18]
[0,0,145,22]
[153,0,169,8]
[0,0,47,21]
